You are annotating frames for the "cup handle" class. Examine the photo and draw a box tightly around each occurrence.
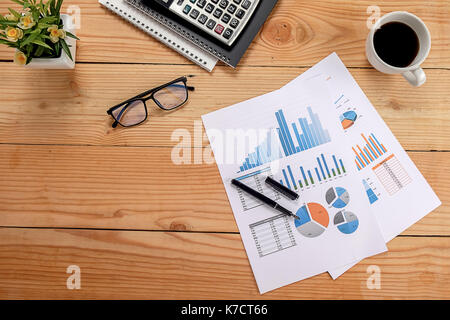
[402,67,426,87]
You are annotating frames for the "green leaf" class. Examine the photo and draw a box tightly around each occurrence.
[32,39,53,50]
[37,22,54,29]
[60,38,73,61]
[34,44,45,57]
[55,0,63,13]
[8,8,22,20]
[38,16,57,24]
[50,0,56,15]
[65,31,79,40]
[44,0,53,15]
[20,29,41,47]
[31,8,40,22]
[0,21,19,26]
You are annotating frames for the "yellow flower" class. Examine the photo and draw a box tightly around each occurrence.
[47,25,66,43]
[17,12,36,30]
[4,13,17,21]
[14,51,27,66]
[5,26,23,42]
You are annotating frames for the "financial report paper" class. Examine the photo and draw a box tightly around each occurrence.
[202,61,388,293]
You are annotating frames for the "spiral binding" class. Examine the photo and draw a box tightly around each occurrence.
[101,0,217,70]
[126,0,232,64]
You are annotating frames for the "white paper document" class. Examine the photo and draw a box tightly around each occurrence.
[201,53,440,293]
[281,53,441,278]
[202,70,387,293]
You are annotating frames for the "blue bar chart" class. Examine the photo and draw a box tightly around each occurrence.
[278,153,346,190]
[238,107,331,172]
[363,179,379,204]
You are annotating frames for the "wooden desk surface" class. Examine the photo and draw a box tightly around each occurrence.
[0,0,449,299]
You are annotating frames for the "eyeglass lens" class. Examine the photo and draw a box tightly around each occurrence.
[153,81,188,110]
[112,100,147,127]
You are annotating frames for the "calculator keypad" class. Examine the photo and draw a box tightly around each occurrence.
[170,0,260,46]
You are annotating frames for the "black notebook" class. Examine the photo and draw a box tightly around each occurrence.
[127,0,278,68]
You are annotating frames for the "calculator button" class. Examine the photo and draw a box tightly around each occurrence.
[190,9,200,19]
[241,0,251,9]
[213,8,223,18]
[227,4,237,14]
[235,8,245,19]
[189,0,196,3]
[223,28,233,39]
[205,3,214,13]
[233,0,242,4]
[211,0,219,3]
[219,0,228,9]
[177,0,184,5]
[196,0,206,8]
[229,18,239,28]
[221,13,231,23]
[206,19,216,29]
[183,5,192,14]
[198,14,208,24]
[214,24,225,35]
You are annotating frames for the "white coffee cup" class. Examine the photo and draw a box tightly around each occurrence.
[366,11,431,87]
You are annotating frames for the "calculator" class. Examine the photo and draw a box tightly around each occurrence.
[153,0,261,46]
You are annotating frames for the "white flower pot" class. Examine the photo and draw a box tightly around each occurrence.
[22,14,77,69]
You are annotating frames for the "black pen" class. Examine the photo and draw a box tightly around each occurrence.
[265,176,299,200]
[231,179,299,220]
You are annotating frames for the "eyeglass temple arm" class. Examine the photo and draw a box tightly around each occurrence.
[108,78,194,112]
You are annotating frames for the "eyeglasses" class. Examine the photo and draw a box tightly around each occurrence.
[107,76,195,128]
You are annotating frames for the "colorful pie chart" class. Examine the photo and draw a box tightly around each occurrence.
[294,203,329,238]
[340,111,357,129]
[334,211,359,234]
[326,187,350,209]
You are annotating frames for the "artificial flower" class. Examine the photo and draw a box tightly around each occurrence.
[17,12,36,29]
[14,51,27,66]
[5,26,23,42]
[47,24,66,43]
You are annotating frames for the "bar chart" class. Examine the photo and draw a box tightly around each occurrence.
[363,179,379,204]
[278,153,346,190]
[238,107,331,173]
[353,133,387,170]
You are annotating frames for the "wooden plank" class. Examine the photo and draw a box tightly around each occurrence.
[0,64,449,150]
[0,227,448,299]
[0,145,447,235]
[0,0,449,67]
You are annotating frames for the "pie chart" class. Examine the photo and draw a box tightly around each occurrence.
[294,203,329,238]
[340,111,357,129]
[334,211,359,234]
[326,187,350,209]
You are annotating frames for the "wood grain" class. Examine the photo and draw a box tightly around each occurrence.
[0,227,448,299]
[0,0,448,299]
[0,145,447,235]
[0,64,449,150]
[0,0,449,67]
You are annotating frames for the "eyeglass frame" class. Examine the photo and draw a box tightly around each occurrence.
[106,76,195,128]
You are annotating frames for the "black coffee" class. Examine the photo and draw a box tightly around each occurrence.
[373,22,420,68]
